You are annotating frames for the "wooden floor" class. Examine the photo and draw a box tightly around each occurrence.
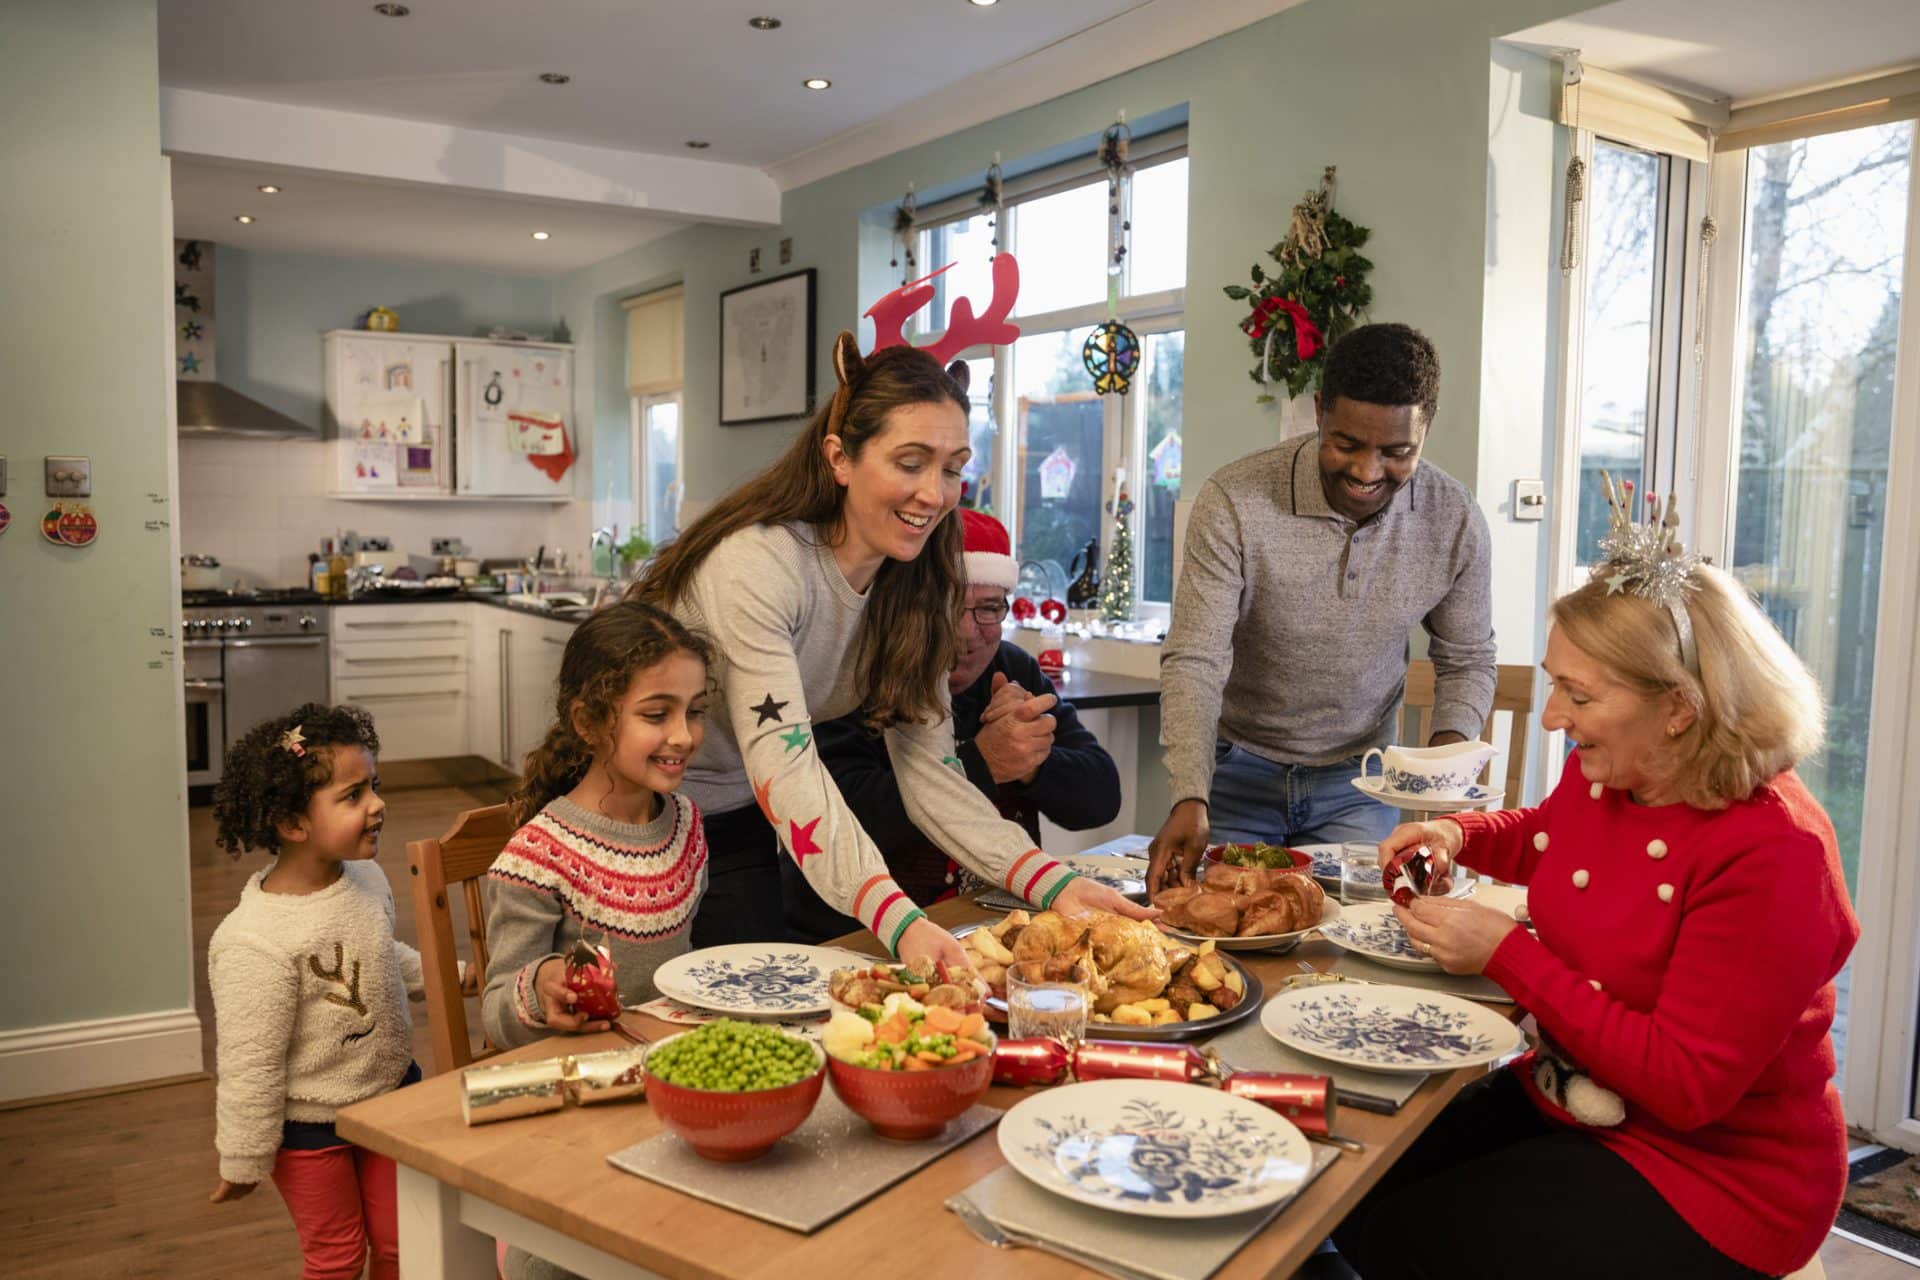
[2,783,1914,1279]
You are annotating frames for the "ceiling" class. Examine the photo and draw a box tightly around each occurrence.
[158,0,1157,167]
[1506,0,1920,105]
[170,157,685,274]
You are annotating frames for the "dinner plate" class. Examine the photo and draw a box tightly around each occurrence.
[1059,854,1150,899]
[1261,984,1524,1074]
[652,944,850,1018]
[1318,901,1442,971]
[954,922,1265,1042]
[1350,776,1504,813]
[998,1079,1312,1219]
[1161,897,1343,954]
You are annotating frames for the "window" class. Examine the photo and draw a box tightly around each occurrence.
[915,145,1188,619]
[631,390,682,545]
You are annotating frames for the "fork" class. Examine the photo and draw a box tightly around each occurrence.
[947,1194,1158,1280]
[609,1018,651,1049]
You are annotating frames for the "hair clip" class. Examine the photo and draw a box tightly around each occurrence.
[280,726,308,757]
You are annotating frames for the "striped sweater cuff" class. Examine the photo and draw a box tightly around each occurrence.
[1003,850,1080,910]
[852,875,924,957]
[514,961,549,1029]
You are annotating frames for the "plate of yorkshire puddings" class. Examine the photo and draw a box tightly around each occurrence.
[1150,858,1340,953]
[956,909,1262,1040]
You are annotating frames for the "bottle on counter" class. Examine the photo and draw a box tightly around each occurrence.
[326,547,349,600]
[310,552,331,598]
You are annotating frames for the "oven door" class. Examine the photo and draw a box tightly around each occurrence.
[223,636,330,752]
[184,640,224,786]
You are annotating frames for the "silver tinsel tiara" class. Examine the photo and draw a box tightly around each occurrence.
[1592,470,1703,674]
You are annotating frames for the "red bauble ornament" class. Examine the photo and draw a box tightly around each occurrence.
[563,940,622,1021]
[1010,596,1037,622]
[1038,598,1067,625]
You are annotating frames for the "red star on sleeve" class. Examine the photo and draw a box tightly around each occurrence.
[788,817,822,864]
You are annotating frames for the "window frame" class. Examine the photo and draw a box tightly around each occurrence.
[629,388,684,546]
[916,147,1189,621]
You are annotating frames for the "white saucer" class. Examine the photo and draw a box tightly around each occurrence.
[1350,776,1503,813]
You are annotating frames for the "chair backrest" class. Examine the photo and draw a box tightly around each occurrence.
[407,803,517,1074]
[1402,661,1537,804]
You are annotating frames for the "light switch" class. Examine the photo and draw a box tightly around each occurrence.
[1513,479,1545,522]
[45,456,91,497]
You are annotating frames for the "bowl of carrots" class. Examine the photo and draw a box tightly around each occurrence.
[821,987,996,1140]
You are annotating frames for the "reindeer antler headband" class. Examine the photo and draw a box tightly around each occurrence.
[825,254,1023,434]
[1593,470,1703,675]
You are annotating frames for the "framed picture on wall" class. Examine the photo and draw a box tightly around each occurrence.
[719,268,816,425]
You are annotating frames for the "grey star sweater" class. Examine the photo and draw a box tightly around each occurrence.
[671,522,1080,954]
[208,861,422,1184]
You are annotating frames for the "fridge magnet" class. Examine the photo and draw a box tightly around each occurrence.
[719,268,817,425]
[483,372,504,407]
[0,501,10,537]
[507,410,565,455]
[1039,446,1076,500]
[41,504,66,544]
[58,504,98,546]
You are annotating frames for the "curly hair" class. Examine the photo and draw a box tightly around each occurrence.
[508,602,713,826]
[1321,322,1441,423]
[212,703,380,857]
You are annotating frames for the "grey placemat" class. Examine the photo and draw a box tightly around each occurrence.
[1204,1007,1427,1115]
[954,1142,1339,1280]
[1327,953,1514,1004]
[606,1089,998,1232]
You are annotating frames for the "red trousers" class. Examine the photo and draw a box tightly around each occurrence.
[270,1143,399,1280]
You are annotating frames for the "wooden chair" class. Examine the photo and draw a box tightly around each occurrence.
[407,803,517,1075]
[1401,660,1537,804]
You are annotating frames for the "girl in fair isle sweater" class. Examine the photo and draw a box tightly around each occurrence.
[481,602,711,1048]
[207,703,420,1280]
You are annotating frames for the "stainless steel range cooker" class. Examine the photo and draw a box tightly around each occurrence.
[182,589,329,787]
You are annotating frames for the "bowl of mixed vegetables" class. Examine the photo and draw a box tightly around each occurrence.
[643,1019,826,1161]
[821,963,996,1140]
[1202,842,1312,873]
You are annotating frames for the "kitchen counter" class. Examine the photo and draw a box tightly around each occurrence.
[1046,667,1160,708]
[328,591,587,622]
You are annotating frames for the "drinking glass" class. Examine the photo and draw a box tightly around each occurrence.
[1340,840,1389,905]
[1005,960,1090,1042]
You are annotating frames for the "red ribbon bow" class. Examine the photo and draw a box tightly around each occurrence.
[1242,296,1323,360]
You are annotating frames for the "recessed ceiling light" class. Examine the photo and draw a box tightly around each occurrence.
[257,183,281,194]
[372,2,409,15]
[539,72,571,85]
[803,77,831,90]
[234,214,255,224]
[685,140,711,149]
[968,0,999,6]
[531,231,550,241]
[747,16,781,29]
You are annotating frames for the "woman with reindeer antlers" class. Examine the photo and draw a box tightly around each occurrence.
[628,256,1154,969]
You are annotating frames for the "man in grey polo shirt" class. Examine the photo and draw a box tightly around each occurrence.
[1147,323,1495,893]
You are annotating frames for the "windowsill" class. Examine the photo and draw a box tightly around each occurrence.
[1006,619,1164,680]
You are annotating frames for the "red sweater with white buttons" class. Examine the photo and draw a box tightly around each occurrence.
[1456,753,1858,1276]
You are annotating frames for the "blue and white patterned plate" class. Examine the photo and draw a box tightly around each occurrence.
[1060,854,1149,899]
[1318,901,1441,971]
[998,1079,1312,1219]
[1261,985,1524,1074]
[652,944,849,1018]
[1350,776,1503,813]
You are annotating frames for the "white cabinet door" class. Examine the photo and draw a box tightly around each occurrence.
[326,333,452,493]
[468,605,508,767]
[454,341,575,498]
[507,615,570,772]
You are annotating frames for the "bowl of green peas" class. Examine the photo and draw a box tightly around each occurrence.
[643,1019,827,1161]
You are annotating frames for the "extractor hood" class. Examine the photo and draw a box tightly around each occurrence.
[174,238,318,439]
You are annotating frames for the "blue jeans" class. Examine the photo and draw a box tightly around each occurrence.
[1206,739,1396,847]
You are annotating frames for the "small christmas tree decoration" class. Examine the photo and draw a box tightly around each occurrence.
[563,937,622,1021]
[1098,470,1136,624]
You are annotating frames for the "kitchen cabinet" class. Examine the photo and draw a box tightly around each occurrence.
[454,340,575,498]
[330,604,470,761]
[471,606,572,772]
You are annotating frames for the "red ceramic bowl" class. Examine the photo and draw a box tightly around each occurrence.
[825,1036,996,1140]
[645,1049,825,1162]
[1203,844,1312,873]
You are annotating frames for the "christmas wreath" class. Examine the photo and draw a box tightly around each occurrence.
[1223,166,1373,403]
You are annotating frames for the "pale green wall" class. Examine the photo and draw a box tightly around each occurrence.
[0,0,191,1028]
[214,246,557,431]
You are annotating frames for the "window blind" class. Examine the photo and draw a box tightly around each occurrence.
[1717,66,1920,152]
[622,284,683,397]
[1557,63,1726,163]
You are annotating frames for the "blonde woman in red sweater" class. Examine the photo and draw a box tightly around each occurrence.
[1333,513,1858,1279]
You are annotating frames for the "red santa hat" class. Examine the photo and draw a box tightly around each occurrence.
[959,509,1018,592]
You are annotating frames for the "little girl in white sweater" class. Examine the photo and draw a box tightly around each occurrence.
[207,703,420,1280]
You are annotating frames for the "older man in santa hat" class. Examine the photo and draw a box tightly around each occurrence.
[782,509,1123,942]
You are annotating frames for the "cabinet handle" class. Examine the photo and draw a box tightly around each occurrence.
[346,691,461,702]
[344,620,460,630]
[341,655,460,665]
[499,628,512,766]
[541,635,567,647]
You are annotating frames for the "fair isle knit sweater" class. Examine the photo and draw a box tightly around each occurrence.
[671,522,1080,955]
[482,793,705,1050]
[209,861,423,1184]
[1459,754,1858,1276]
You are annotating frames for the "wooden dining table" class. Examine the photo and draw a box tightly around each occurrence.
[338,893,1521,1280]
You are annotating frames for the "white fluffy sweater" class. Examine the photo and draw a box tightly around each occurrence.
[209,861,422,1183]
